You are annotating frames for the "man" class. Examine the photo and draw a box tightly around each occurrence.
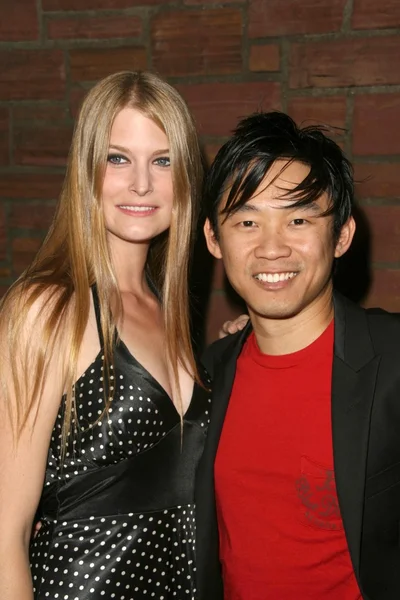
[196,112,400,600]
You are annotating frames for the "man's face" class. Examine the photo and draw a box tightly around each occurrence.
[204,160,355,324]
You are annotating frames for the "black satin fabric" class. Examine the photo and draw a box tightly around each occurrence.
[41,421,205,521]
[29,292,211,599]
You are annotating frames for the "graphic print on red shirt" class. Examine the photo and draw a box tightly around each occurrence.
[214,321,362,600]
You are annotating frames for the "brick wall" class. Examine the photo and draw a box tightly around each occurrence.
[0,0,399,342]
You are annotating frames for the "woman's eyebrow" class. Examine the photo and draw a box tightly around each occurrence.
[108,144,170,155]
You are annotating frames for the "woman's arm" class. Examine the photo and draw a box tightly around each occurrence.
[0,417,51,599]
[0,294,66,599]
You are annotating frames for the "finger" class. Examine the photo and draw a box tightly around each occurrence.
[237,316,249,329]
[223,320,233,332]
[218,321,233,339]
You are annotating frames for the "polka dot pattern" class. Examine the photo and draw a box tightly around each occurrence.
[30,506,198,599]
[30,321,211,599]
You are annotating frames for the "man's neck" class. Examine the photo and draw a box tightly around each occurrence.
[250,291,334,356]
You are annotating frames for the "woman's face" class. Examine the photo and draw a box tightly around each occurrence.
[102,107,174,247]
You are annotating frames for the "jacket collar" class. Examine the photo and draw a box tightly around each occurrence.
[217,291,375,371]
[333,291,375,370]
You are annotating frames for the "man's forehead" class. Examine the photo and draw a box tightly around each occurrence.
[219,166,330,213]
[220,196,331,220]
[219,159,311,202]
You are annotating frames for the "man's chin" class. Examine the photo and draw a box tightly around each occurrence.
[250,303,302,321]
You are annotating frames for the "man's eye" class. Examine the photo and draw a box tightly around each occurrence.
[291,218,307,225]
[241,220,255,227]
[107,154,128,165]
[154,156,171,167]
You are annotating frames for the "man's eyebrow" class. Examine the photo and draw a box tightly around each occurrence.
[287,200,324,214]
[228,203,261,215]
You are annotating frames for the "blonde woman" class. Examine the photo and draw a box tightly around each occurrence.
[0,71,209,600]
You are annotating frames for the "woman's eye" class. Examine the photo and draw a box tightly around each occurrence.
[241,220,255,227]
[107,154,128,165]
[154,156,171,167]
[291,218,307,225]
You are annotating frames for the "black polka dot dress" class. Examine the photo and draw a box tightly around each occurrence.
[29,291,211,599]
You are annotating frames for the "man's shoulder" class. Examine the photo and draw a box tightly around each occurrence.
[365,306,400,322]
[340,293,400,351]
[365,305,400,351]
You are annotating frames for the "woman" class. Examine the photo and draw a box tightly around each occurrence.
[0,71,210,599]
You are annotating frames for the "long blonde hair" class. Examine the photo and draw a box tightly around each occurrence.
[1,71,203,448]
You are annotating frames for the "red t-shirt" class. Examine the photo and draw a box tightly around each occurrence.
[214,321,362,599]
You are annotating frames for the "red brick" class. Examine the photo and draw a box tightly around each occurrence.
[12,104,68,124]
[0,50,65,101]
[364,269,400,312]
[69,47,147,82]
[43,0,158,8]
[0,174,64,201]
[336,139,346,152]
[209,259,225,292]
[362,206,400,263]
[0,203,6,261]
[289,37,400,89]
[69,87,90,119]
[354,162,400,199]
[249,0,346,37]
[0,0,39,41]
[152,9,242,77]
[14,125,73,167]
[0,285,10,297]
[176,81,281,137]
[0,203,5,226]
[185,0,243,4]
[249,44,280,72]
[0,108,9,166]
[9,202,56,230]
[47,15,142,40]
[206,290,244,345]
[203,143,222,166]
[353,94,400,156]
[288,96,347,131]
[352,0,400,29]
[12,237,43,273]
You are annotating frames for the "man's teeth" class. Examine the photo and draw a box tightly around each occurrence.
[120,205,154,212]
[255,272,297,283]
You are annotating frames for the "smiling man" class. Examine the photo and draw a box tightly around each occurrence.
[196,112,400,600]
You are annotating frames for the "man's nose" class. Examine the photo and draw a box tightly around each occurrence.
[254,228,291,260]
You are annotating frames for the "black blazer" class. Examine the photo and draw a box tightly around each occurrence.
[195,293,400,600]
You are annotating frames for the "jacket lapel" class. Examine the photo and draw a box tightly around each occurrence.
[202,322,252,470]
[195,324,252,599]
[332,294,380,583]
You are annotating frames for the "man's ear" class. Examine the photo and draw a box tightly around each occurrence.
[203,218,223,259]
[334,215,356,258]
